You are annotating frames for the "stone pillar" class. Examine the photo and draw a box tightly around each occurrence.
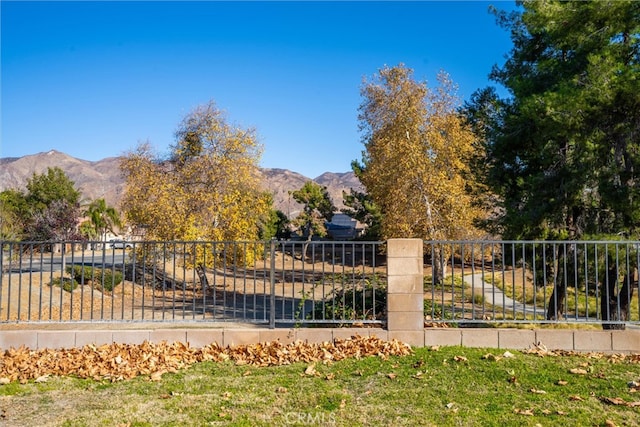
[386,239,424,341]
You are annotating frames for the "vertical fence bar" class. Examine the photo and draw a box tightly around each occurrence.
[212,242,219,320]
[0,243,4,321]
[170,242,176,320]
[636,243,640,323]
[14,244,21,321]
[604,244,610,323]
[16,244,23,321]
[269,239,276,329]
[519,242,524,320]
[626,243,632,323]
[26,243,34,321]
[489,243,495,320]
[531,242,537,320]
[595,243,600,321]
[583,242,588,322]
[563,243,569,320]
[571,243,580,320]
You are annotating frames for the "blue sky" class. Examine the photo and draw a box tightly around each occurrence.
[2,1,518,178]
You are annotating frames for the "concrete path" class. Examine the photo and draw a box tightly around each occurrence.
[463,273,545,318]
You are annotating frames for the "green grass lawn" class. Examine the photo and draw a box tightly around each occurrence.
[2,345,640,426]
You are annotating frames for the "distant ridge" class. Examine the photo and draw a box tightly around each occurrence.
[0,150,364,216]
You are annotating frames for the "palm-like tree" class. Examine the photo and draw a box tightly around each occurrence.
[84,198,122,242]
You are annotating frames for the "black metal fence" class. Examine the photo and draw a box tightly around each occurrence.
[425,240,639,328]
[0,240,385,327]
[2,239,639,328]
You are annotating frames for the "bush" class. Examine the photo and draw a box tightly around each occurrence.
[64,265,123,292]
[66,265,95,283]
[307,276,387,324]
[50,277,79,292]
[100,270,123,292]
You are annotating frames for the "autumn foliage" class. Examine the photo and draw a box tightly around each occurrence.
[119,101,271,265]
[356,65,483,241]
[0,336,412,384]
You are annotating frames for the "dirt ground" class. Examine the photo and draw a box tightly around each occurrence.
[1,251,388,323]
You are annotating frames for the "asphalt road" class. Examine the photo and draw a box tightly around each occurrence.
[2,249,128,274]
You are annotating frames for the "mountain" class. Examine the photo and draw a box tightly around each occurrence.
[0,150,364,217]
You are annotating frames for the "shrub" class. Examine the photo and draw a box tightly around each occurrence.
[307,275,387,324]
[64,265,123,292]
[50,277,79,292]
[66,265,95,284]
[100,270,124,292]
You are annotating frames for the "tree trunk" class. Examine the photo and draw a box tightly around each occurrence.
[546,245,565,320]
[432,244,448,285]
[601,268,634,330]
[546,276,566,320]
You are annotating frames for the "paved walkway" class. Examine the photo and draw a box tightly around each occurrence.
[463,273,544,317]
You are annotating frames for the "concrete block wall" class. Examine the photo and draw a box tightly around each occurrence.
[2,327,640,353]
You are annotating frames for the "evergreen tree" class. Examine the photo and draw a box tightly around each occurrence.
[465,0,640,325]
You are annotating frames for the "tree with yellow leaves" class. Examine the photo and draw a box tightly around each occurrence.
[120,101,271,264]
[356,64,483,281]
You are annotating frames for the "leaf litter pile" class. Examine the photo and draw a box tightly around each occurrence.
[0,335,411,384]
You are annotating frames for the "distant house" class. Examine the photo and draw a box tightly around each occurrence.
[325,213,361,240]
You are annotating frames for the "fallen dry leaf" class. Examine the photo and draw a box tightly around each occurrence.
[483,353,502,362]
[0,336,412,384]
[569,395,584,401]
[150,371,164,382]
[570,368,588,375]
[529,388,546,394]
[514,408,534,416]
[556,380,568,386]
[600,397,628,406]
[34,374,50,383]
[387,373,397,379]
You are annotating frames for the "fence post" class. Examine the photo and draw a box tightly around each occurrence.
[386,239,424,343]
[269,239,276,329]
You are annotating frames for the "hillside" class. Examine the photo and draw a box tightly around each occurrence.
[0,150,364,217]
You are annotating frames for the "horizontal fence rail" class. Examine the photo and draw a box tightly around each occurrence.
[425,240,640,327]
[0,240,385,327]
